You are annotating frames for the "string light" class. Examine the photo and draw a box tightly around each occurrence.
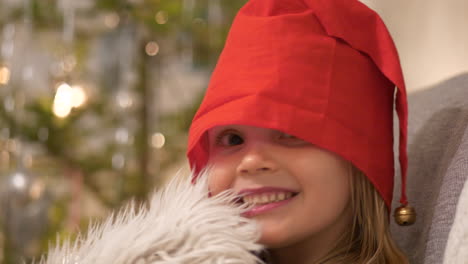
[116,90,133,109]
[53,82,87,118]
[71,85,87,107]
[104,12,120,29]
[0,66,11,85]
[155,11,168,24]
[11,171,27,191]
[151,132,165,149]
[115,127,130,144]
[145,41,159,56]
[53,82,74,118]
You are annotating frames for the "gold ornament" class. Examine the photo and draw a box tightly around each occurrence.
[394,205,416,226]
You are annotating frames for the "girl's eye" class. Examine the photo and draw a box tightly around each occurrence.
[278,132,308,145]
[215,131,244,146]
[280,133,297,139]
[278,132,299,140]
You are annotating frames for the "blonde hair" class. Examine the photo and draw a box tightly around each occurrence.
[314,165,409,264]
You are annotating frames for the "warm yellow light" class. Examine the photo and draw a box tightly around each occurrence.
[104,13,120,29]
[0,66,11,85]
[53,82,74,118]
[53,83,87,117]
[145,41,159,56]
[71,85,87,108]
[151,132,165,149]
[155,11,168,24]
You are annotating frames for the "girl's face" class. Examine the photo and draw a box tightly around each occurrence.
[207,125,353,249]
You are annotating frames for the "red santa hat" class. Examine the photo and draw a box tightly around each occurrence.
[187,0,411,218]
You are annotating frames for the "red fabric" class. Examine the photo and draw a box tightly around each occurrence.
[187,0,408,210]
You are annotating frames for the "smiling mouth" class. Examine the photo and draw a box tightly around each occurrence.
[240,191,298,206]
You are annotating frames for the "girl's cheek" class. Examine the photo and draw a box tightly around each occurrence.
[207,162,235,195]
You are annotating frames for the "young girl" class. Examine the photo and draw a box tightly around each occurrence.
[186,0,416,263]
[40,0,417,263]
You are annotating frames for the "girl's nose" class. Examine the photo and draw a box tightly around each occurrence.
[236,143,279,175]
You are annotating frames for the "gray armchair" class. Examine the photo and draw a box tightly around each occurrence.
[391,73,468,264]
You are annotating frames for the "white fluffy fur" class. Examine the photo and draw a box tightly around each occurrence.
[39,170,263,264]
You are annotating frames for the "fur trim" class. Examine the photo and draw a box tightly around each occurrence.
[39,170,263,264]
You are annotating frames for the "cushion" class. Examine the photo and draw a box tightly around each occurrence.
[390,73,468,264]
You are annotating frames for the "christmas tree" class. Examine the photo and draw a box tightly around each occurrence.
[0,0,247,262]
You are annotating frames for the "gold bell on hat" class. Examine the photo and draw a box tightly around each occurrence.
[394,205,416,226]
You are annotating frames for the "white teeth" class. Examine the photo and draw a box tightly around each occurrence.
[242,192,295,205]
[253,196,260,204]
[269,193,276,202]
[278,193,285,200]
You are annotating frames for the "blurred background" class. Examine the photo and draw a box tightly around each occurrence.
[0,0,466,263]
[0,0,247,262]
[361,0,468,92]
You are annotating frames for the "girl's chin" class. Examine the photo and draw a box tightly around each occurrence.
[253,216,289,247]
[258,228,294,249]
[257,220,318,249]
